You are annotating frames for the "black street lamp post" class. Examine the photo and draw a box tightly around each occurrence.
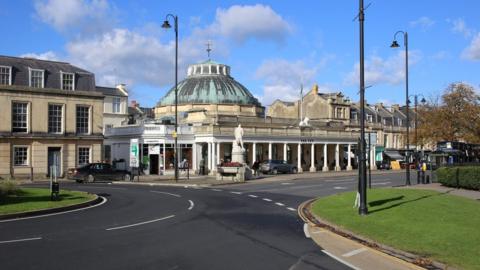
[391,31,411,186]
[409,94,426,164]
[162,14,179,182]
[358,0,368,215]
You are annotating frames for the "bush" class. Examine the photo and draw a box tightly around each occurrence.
[0,180,20,200]
[436,166,480,190]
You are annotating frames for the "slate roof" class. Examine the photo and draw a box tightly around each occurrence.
[96,86,127,97]
[0,55,95,91]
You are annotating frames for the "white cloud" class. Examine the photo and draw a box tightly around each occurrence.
[20,51,59,61]
[66,28,208,87]
[461,32,480,60]
[34,0,112,34]
[450,18,473,38]
[212,4,292,44]
[409,16,434,31]
[255,58,326,105]
[344,51,422,86]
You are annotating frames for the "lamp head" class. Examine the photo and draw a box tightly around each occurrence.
[162,20,172,29]
[390,40,400,48]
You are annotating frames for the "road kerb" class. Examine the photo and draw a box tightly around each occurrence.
[298,199,454,270]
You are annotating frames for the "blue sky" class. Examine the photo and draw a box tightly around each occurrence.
[2,0,480,107]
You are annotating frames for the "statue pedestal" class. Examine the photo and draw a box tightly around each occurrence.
[231,143,245,164]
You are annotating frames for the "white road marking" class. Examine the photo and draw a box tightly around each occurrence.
[212,189,222,192]
[188,200,194,211]
[372,181,391,186]
[275,202,285,206]
[248,195,258,198]
[287,207,296,211]
[106,215,175,231]
[0,196,108,223]
[0,237,42,244]
[342,248,367,257]
[281,182,294,185]
[334,186,347,190]
[321,250,362,270]
[303,223,311,238]
[150,191,181,197]
[263,198,272,202]
[230,191,242,195]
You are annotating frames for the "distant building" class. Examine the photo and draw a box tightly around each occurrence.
[96,84,129,132]
[0,55,104,179]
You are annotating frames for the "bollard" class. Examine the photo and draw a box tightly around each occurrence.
[426,175,430,184]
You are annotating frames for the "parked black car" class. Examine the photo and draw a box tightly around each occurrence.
[260,160,298,174]
[68,163,131,183]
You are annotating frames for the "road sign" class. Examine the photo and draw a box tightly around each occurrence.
[130,138,139,167]
[172,131,177,138]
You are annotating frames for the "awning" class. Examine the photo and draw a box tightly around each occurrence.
[384,151,404,161]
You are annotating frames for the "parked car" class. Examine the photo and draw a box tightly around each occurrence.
[68,163,131,183]
[260,160,298,174]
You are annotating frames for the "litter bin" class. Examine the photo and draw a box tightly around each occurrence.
[51,182,60,201]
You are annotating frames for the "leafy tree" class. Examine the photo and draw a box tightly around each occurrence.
[417,82,480,145]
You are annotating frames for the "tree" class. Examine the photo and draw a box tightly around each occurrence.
[417,82,480,146]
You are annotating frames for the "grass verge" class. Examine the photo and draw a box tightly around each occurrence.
[311,188,480,270]
[0,188,96,215]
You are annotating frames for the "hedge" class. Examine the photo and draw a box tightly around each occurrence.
[436,166,480,190]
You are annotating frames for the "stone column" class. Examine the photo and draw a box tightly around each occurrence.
[252,142,257,163]
[207,142,212,172]
[371,145,377,170]
[268,143,272,160]
[347,144,352,171]
[283,143,287,162]
[323,144,329,171]
[297,143,303,172]
[335,144,341,171]
[163,143,166,175]
[216,142,221,165]
[310,143,316,172]
[212,142,217,172]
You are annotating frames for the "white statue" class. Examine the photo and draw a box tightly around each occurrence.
[234,124,244,150]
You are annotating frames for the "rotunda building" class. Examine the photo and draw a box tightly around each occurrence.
[155,60,265,123]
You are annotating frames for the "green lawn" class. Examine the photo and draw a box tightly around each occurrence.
[311,188,480,270]
[0,188,96,215]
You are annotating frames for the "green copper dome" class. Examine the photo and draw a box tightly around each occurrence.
[158,60,261,106]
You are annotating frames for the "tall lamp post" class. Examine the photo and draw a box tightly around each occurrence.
[358,0,368,215]
[390,30,411,186]
[409,94,426,161]
[162,14,179,182]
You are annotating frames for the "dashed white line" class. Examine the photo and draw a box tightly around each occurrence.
[150,191,181,197]
[287,207,296,211]
[0,196,108,223]
[321,250,362,270]
[333,186,347,190]
[248,194,258,198]
[372,181,391,186]
[342,248,367,257]
[275,202,285,206]
[188,200,194,211]
[211,189,222,192]
[280,182,294,185]
[0,237,42,244]
[263,198,272,202]
[230,191,242,195]
[106,215,175,231]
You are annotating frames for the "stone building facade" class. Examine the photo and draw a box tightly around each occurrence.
[0,56,103,179]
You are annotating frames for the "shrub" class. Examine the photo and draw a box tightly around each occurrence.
[436,166,480,190]
[0,180,20,200]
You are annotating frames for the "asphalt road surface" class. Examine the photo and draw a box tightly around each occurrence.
[0,171,407,270]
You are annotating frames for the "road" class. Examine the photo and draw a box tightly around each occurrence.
[0,171,407,270]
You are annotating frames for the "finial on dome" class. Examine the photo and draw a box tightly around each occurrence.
[206,40,212,60]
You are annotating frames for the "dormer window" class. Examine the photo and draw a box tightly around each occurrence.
[0,65,12,85]
[367,114,373,122]
[29,68,44,88]
[61,72,75,90]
